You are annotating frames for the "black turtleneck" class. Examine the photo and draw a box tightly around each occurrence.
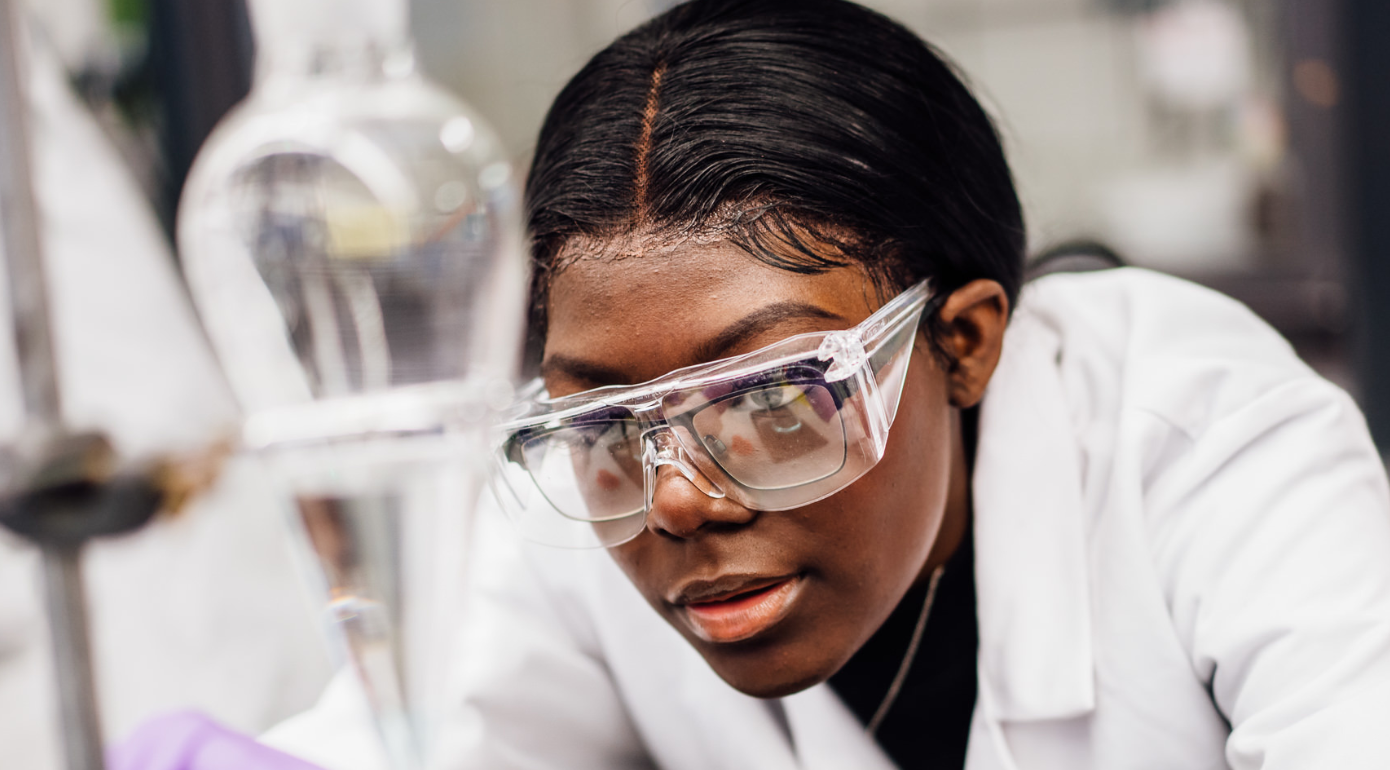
[827,526,978,769]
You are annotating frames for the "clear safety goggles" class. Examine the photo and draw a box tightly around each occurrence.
[491,280,937,548]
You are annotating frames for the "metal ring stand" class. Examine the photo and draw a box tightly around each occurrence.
[0,2,168,768]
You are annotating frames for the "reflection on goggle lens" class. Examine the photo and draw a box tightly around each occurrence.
[519,411,644,523]
[684,377,847,491]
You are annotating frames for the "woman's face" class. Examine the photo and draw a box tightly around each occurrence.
[543,239,1000,698]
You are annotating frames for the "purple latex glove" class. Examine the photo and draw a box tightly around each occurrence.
[108,711,324,770]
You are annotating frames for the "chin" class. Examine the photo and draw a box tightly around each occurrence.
[715,666,828,700]
[697,639,841,700]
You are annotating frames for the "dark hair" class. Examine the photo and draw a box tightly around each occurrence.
[525,0,1025,353]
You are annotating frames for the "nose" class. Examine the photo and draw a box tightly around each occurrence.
[642,430,754,539]
[646,464,758,538]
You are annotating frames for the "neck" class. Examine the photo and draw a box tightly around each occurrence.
[917,406,972,584]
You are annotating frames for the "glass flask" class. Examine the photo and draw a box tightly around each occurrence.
[176,0,527,767]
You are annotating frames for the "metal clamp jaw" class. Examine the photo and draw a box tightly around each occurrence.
[0,430,229,770]
[0,433,162,546]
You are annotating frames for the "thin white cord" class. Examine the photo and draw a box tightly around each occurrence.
[866,564,946,736]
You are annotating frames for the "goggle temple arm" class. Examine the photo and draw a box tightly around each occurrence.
[814,331,890,456]
[815,282,937,457]
[641,428,727,516]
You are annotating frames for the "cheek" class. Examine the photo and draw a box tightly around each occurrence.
[751,356,954,680]
[814,355,955,608]
[605,535,688,632]
[606,539,658,602]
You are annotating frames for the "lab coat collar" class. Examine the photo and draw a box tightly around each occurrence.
[971,307,1095,722]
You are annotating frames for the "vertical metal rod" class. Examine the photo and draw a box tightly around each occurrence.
[0,3,106,769]
[0,0,63,428]
[41,545,106,770]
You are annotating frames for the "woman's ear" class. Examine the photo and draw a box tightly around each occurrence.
[937,279,1009,409]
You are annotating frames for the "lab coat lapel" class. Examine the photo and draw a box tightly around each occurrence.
[971,308,1095,723]
[781,685,897,770]
[675,645,801,770]
[673,648,896,769]
[963,693,1021,770]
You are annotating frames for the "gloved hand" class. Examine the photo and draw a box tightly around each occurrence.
[108,711,324,770]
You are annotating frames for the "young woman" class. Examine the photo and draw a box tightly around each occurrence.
[120,1,1390,768]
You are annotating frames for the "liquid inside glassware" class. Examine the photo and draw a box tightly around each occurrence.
[268,429,486,769]
[229,142,502,397]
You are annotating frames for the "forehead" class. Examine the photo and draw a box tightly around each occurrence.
[543,240,878,389]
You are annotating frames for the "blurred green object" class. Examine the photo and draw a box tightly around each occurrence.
[108,0,146,27]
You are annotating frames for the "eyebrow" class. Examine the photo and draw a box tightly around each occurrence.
[693,301,844,363]
[539,355,631,387]
[540,301,845,388]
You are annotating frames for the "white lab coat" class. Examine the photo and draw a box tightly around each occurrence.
[265,268,1390,769]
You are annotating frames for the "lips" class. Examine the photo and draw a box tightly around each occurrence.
[675,574,804,643]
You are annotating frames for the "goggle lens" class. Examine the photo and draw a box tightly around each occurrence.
[684,380,847,491]
[519,375,852,521]
[519,410,645,522]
